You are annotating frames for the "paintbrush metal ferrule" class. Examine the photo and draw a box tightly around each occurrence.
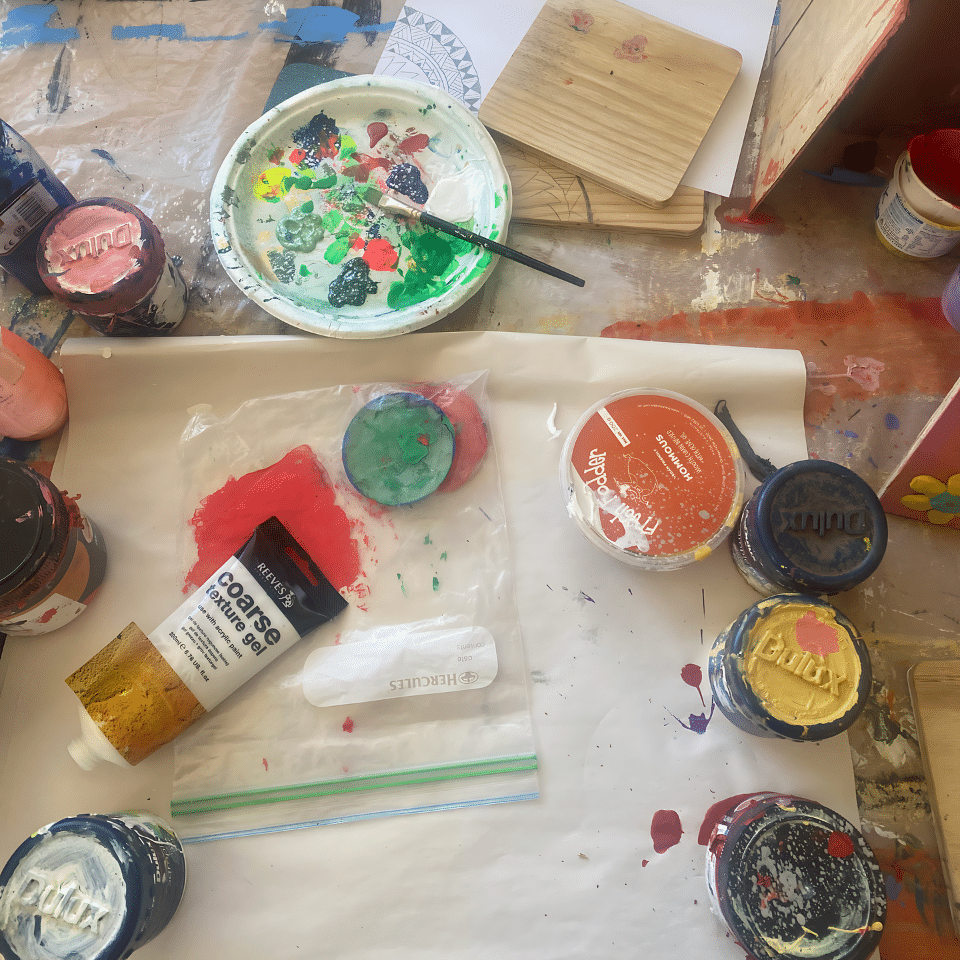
[373,190,423,221]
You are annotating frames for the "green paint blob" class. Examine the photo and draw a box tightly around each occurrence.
[342,392,456,506]
[324,233,353,265]
[432,576,440,591]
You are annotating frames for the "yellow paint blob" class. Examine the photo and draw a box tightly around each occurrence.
[743,599,863,728]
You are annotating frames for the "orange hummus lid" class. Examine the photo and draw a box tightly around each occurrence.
[560,389,744,569]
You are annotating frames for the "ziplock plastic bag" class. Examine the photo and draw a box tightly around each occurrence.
[169,370,539,841]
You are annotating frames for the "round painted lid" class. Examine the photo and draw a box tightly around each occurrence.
[560,389,744,569]
[710,793,886,960]
[0,816,143,960]
[342,392,456,506]
[0,458,60,591]
[36,198,165,315]
[752,460,887,594]
[718,594,872,741]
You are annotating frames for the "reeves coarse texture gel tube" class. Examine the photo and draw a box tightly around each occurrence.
[65,516,348,769]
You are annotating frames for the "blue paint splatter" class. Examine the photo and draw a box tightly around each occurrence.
[112,24,248,42]
[669,701,716,734]
[260,8,394,44]
[885,412,901,430]
[0,5,79,48]
[843,430,859,439]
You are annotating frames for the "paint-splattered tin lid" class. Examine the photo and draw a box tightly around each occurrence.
[36,198,166,316]
[706,793,886,960]
[0,814,185,960]
[710,594,872,741]
[750,460,887,594]
[560,389,744,570]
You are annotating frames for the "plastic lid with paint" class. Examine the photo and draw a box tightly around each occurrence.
[36,197,166,316]
[732,459,887,596]
[559,388,744,570]
[708,594,871,742]
[342,392,456,506]
[0,813,186,960]
[705,792,886,960]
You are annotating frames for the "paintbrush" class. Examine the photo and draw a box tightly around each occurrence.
[359,184,585,288]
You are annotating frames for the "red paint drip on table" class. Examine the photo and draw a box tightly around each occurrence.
[650,809,683,853]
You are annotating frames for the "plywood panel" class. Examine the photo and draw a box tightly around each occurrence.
[478,0,741,207]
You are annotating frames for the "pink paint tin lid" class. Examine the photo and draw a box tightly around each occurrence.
[559,389,744,570]
[36,198,166,315]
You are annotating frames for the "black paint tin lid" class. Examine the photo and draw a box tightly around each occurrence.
[0,457,64,593]
[709,793,886,960]
[751,460,887,594]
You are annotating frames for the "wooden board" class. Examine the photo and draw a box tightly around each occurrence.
[749,0,907,209]
[478,0,741,208]
[497,138,704,234]
[909,659,960,935]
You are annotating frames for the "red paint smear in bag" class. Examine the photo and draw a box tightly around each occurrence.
[186,444,361,593]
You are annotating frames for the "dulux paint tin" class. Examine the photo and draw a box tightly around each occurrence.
[0,457,107,636]
[731,460,887,597]
[708,594,871,742]
[560,389,744,570]
[704,792,886,960]
[36,198,187,336]
[0,812,185,960]
[341,392,456,506]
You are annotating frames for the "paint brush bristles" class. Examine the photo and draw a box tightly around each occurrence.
[360,184,585,288]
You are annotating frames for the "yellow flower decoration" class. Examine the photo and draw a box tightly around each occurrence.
[900,474,960,524]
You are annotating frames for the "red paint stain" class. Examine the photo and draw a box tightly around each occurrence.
[37,607,58,624]
[642,859,649,867]
[186,444,361,594]
[367,122,388,148]
[698,794,757,846]
[681,662,706,707]
[795,610,841,656]
[289,148,306,166]
[828,831,855,858]
[399,133,429,153]
[361,238,399,271]
[600,293,958,430]
[716,197,785,235]
[650,809,683,853]
[342,716,354,733]
[262,758,268,771]
[760,158,783,187]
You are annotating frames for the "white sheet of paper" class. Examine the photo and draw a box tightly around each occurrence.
[0,330,858,960]
[374,0,779,196]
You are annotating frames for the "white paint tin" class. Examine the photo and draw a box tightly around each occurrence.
[875,145,960,259]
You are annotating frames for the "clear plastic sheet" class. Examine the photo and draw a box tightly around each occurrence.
[169,370,539,840]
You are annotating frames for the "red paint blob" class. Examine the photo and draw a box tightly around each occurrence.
[681,663,702,687]
[828,830,855,858]
[186,444,360,594]
[407,383,489,492]
[399,133,429,153]
[367,122,388,148]
[651,809,683,853]
[697,794,757,845]
[362,238,399,271]
[342,716,354,733]
[795,610,841,655]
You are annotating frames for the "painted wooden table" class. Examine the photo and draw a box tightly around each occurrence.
[1,2,959,956]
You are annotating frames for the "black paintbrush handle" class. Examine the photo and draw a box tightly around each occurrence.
[417,210,586,288]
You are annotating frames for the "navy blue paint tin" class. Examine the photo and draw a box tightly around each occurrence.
[709,594,872,742]
[731,460,887,596]
[0,812,185,960]
[705,793,886,960]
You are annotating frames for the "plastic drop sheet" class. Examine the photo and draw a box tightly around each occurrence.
[170,371,539,839]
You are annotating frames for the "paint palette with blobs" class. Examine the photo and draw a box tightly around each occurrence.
[210,76,511,339]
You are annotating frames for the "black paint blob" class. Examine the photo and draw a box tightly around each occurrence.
[329,257,378,308]
[386,162,428,203]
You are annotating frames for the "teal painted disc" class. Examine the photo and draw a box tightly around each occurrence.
[342,392,456,505]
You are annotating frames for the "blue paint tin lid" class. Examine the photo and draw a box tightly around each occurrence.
[741,460,887,595]
[0,813,185,960]
[708,594,872,742]
[705,793,886,960]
